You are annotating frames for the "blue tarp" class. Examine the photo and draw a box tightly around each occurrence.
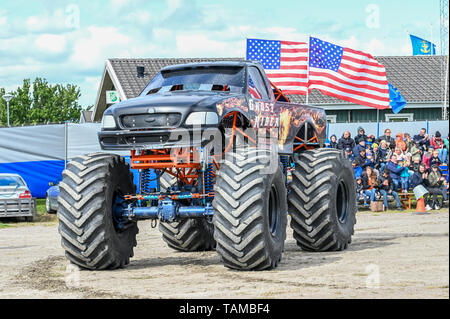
[0,160,65,198]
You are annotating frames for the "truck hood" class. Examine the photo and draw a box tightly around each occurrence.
[109,91,242,114]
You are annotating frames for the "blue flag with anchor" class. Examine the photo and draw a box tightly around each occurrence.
[410,34,436,56]
[389,83,407,114]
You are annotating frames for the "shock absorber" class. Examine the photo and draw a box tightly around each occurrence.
[139,169,154,194]
[204,162,215,194]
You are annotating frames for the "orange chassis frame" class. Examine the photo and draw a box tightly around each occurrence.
[129,111,253,189]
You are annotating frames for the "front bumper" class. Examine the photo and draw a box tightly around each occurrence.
[98,127,220,150]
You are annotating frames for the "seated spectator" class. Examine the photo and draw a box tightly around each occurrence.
[413,128,430,152]
[378,169,404,211]
[386,154,405,191]
[366,134,376,149]
[422,147,434,170]
[329,134,338,149]
[395,133,407,152]
[410,157,421,173]
[355,177,364,204]
[393,146,406,161]
[352,160,363,178]
[355,149,367,167]
[338,131,355,151]
[410,141,422,163]
[426,164,448,209]
[361,166,377,207]
[430,131,448,163]
[411,164,429,189]
[376,140,390,173]
[404,133,413,153]
[399,159,410,193]
[377,129,395,149]
[354,127,368,145]
[429,150,442,168]
[345,147,355,161]
[353,139,366,157]
[411,164,433,210]
[372,142,379,162]
[364,151,376,170]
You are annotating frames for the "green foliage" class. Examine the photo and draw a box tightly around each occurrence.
[0,78,83,127]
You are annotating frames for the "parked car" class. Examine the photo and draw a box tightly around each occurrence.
[0,173,35,221]
[46,182,60,214]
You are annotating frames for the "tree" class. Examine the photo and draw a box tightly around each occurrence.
[0,78,83,127]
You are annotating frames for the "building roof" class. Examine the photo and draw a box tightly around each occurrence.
[93,55,447,121]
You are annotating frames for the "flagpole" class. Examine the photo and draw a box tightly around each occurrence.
[376,109,380,138]
[444,55,449,120]
[306,35,310,105]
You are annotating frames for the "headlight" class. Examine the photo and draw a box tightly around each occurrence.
[185,112,218,125]
[102,114,116,129]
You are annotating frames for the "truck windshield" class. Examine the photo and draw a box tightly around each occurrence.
[140,66,245,96]
[0,176,25,187]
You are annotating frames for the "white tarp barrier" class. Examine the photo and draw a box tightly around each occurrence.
[0,124,65,163]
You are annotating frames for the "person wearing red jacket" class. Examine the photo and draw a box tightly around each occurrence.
[430,131,447,162]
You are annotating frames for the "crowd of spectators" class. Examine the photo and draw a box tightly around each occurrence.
[326,127,449,211]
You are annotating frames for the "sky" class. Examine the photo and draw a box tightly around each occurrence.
[0,0,445,107]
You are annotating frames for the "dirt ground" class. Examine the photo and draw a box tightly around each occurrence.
[0,211,448,299]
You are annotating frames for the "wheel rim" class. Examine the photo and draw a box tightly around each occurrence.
[112,192,128,232]
[46,196,50,212]
[268,185,280,236]
[336,180,349,223]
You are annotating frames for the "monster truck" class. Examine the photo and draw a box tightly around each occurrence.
[57,61,356,271]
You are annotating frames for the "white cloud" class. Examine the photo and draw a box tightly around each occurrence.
[167,0,182,12]
[70,26,132,70]
[124,10,152,25]
[0,15,6,27]
[25,8,68,33]
[34,34,67,54]
[175,33,243,57]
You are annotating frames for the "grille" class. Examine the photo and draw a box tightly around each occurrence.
[121,113,181,129]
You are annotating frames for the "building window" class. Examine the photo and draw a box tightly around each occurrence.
[326,115,337,123]
[385,113,414,122]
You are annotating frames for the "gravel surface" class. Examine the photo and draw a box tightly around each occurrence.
[0,211,448,299]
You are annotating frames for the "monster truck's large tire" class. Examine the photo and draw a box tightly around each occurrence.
[213,149,287,270]
[158,172,216,252]
[57,153,138,270]
[288,148,356,251]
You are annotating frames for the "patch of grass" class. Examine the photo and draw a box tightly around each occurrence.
[34,198,57,223]
[0,222,12,229]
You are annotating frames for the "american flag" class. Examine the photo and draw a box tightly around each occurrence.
[248,76,262,99]
[308,37,390,109]
[246,38,308,95]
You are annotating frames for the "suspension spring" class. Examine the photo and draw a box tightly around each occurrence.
[204,163,215,194]
[140,169,154,195]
